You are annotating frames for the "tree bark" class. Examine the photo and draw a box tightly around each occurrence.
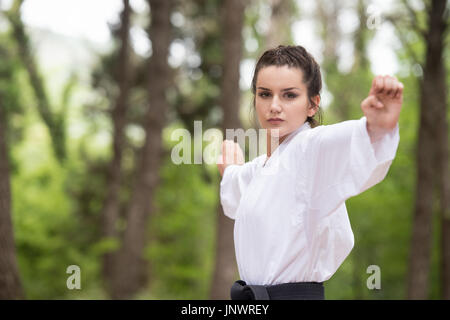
[209,0,246,300]
[353,0,370,70]
[430,0,450,300]
[110,0,173,299]
[407,0,447,300]
[264,0,294,49]
[101,0,132,294]
[317,0,340,66]
[0,100,24,299]
[408,116,434,300]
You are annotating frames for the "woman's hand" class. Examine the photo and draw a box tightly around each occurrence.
[217,140,245,176]
[361,75,404,143]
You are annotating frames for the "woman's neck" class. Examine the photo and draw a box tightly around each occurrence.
[266,134,287,157]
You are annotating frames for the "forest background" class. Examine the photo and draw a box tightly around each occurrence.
[0,0,449,300]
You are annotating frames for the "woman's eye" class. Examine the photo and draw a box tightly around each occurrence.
[285,92,298,99]
[257,91,297,99]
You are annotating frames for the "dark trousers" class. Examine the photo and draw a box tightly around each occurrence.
[230,280,325,300]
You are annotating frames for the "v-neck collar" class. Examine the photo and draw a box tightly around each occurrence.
[262,121,311,168]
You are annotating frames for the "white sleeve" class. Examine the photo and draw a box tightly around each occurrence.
[308,116,400,218]
[219,161,256,220]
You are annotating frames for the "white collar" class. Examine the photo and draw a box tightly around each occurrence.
[261,121,311,168]
[282,121,311,145]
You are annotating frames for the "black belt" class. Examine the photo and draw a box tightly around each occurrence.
[230,280,324,300]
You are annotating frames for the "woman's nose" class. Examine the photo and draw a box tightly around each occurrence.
[270,95,282,113]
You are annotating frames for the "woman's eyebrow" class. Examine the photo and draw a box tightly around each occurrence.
[281,87,301,92]
[256,87,301,91]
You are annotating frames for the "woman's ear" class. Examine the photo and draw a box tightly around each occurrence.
[308,95,320,117]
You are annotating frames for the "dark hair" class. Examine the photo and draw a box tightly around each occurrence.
[251,45,322,127]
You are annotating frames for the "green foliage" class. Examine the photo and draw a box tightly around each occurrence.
[324,60,423,298]
[0,33,26,152]
[1,0,448,301]
[10,119,109,299]
[142,125,218,299]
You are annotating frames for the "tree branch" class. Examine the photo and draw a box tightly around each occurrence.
[385,14,421,66]
[5,0,66,162]
[400,0,427,37]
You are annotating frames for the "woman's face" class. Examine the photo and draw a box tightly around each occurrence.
[255,65,319,143]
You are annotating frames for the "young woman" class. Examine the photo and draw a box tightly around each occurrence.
[217,45,403,300]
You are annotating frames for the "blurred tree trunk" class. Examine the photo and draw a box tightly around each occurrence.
[316,0,347,120]
[110,0,173,299]
[439,81,450,298]
[317,0,340,69]
[408,0,448,299]
[440,113,450,298]
[432,0,449,300]
[352,0,370,71]
[6,0,66,162]
[0,102,24,299]
[101,0,132,294]
[264,0,295,49]
[210,0,246,300]
[317,0,374,299]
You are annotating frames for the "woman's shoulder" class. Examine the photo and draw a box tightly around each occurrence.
[286,120,359,160]
[293,118,365,145]
[288,124,323,150]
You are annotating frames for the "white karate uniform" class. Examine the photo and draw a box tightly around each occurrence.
[219,117,400,285]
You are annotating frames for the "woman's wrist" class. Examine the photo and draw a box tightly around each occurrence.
[366,120,394,144]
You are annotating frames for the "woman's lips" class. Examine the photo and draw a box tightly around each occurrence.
[268,119,284,124]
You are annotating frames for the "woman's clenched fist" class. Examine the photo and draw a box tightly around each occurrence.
[361,75,403,142]
[217,140,245,176]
